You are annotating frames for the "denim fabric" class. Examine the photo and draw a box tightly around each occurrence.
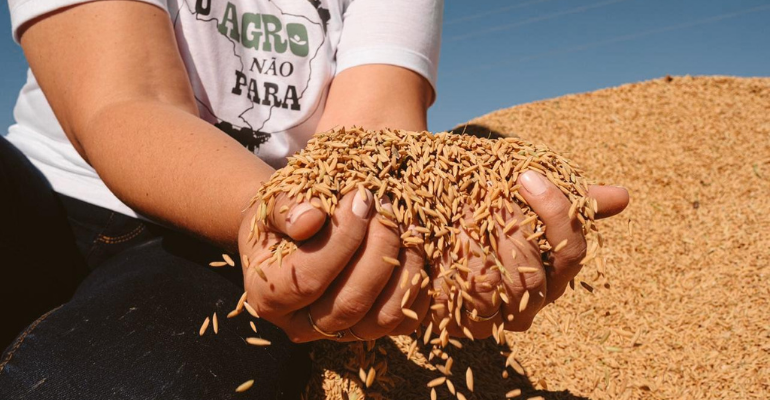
[0,136,311,399]
[58,194,162,271]
[0,136,88,348]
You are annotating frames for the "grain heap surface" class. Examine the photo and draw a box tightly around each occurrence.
[307,76,770,400]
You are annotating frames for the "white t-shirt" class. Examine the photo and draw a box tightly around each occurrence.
[6,0,442,217]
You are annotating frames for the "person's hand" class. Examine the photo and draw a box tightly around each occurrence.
[429,170,629,339]
[238,190,430,343]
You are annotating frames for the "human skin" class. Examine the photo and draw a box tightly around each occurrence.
[20,0,629,342]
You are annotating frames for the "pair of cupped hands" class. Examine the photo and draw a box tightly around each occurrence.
[238,170,629,343]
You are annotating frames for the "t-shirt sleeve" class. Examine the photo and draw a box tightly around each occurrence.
[335,0,443,104]
[8,0,169,43]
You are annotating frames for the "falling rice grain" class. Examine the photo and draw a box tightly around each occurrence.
[199,316,210,336]
[235,379,254,393]
[519,290,530,313]
[401,288,412,308]
[466,367,474,392]
[365,367,376,388]
[212,312,219,334]
[250,321,257,333]
[446,378,455,395]
[506,389,522,398]
[402,308,419,320]
[244,302,259,318]
[222,254,235,267]
[382,256,401,267]
[553,239,568,253]
[246,337,271,346]
[427,377,446,388]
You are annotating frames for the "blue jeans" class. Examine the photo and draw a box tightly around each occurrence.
[0,136,310,399]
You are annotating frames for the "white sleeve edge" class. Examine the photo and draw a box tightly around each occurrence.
[335,46,439,104]
[10,0,169,43]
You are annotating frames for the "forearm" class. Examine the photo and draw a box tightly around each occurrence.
[315,65,431,133]
[78,100,273,251]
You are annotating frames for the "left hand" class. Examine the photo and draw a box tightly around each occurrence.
[428,170,629,339]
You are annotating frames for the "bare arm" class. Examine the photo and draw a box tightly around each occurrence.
[20,1,433,253]
[20,1,273,251]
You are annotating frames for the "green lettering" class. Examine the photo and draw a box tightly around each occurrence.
[218,2,240,42]
[241,13,262,49]
[260,14,287,53]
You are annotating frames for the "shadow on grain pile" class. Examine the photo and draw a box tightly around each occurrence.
[306,339,588,400]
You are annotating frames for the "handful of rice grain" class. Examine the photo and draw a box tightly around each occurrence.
[246,127,601,396]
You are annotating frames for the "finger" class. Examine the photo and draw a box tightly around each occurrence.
[281,307,338,343]
[517,170,584,305]
[426,204,513,340]
[308,197,402,333]
[346,232,426,340]
[266,193,327,241]
[425,293,502,340]
[494,201,547,332]
[589,185,630,219]
[440,205,502,325]
[250,189,374,315]
[390,281,431,336]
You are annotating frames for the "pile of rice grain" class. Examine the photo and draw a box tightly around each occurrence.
[306,76,770,400]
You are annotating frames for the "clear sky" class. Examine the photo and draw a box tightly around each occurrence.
[1,0,768,134]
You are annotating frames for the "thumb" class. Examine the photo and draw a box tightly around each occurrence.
[587,185,630,219]
[267,194,327,241]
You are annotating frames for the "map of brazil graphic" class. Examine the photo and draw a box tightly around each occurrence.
[172,0,331,152]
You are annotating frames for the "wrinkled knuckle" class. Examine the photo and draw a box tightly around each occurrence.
[522,270,546,291]
[475,270,502,290]
[559,241,588,266]
[538,199,569,221]
[332,298,370,325]
[289,277,325,300]
[377,308,406,331]
[370,226,402,250]
[335,226,367,251]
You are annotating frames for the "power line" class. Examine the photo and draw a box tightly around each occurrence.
[444,0,553,25]
[443,3,770,77]
[446,0,631,42]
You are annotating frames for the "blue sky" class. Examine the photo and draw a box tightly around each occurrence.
[1,0,769,133]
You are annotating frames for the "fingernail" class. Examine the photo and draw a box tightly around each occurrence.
[521,171,548,196]
[288,202,317,225]
[407,224,420,236]
[352,189,373,218]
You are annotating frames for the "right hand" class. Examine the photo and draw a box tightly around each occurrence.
[238,190,430,343]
